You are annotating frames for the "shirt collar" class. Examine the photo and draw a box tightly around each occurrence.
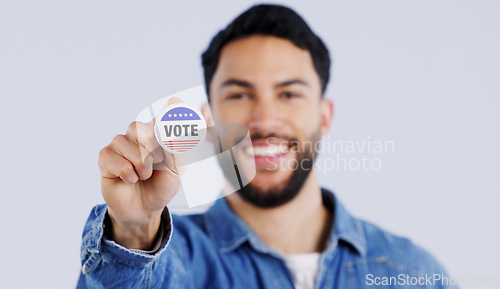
[203,188,367,256]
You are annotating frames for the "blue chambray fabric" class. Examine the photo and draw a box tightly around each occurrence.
[77,189,456,289]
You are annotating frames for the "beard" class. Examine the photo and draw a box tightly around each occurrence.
[236,129,321,208]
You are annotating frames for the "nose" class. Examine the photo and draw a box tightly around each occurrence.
[247,97,283,135]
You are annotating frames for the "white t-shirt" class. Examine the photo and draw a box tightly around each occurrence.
[281,253,321,289]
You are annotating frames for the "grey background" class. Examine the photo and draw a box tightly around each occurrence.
[0,0,498,288]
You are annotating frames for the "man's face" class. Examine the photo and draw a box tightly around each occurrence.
[207,35,332,207]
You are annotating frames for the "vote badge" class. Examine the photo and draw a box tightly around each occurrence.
[154,103,207,154]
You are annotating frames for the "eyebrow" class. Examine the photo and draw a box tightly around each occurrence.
[219,78,310,90]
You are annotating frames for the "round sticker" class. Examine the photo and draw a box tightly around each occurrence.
[154,103,207,154]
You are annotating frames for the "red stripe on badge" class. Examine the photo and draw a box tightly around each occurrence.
[163,140,200,152]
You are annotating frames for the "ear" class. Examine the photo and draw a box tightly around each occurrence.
[319,99,334,138]
[201,102,215,142]
[201,102,214,126]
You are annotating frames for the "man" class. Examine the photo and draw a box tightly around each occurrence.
[78,4,454,289]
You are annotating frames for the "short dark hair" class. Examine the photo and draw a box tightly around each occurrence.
[201,4,331,100]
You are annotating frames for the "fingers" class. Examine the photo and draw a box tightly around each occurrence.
[114,134,154,181]
[126,121,164,164]
[149,96,183,126]
[98,96,189,184]
[161,150,187,176]
[99,143,139,184]
[167,96,183,106]
[99,134,154,182]
[136,96,184,163]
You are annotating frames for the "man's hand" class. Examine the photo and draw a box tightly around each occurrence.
[98,97,185,250]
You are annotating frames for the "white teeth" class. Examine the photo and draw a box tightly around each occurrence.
[245,144,288,157]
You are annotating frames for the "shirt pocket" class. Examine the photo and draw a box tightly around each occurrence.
[346,257,429,289]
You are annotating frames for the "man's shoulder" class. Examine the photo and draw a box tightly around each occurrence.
[354,217,447,275]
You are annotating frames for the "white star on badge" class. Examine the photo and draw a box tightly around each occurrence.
[189,113,193,116]
[168,114,172,117]
[184,113,188,116]
[174,114,177,117]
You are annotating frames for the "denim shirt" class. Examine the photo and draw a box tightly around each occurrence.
[77,189,456,288]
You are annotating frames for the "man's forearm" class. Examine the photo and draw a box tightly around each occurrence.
[105,208,163,251]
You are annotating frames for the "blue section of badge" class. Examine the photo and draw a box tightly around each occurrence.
[161,107,201,121]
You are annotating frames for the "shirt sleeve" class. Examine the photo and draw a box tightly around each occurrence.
[77,204,173,289]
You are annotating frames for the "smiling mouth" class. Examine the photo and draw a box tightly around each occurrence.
[244,143,289,157]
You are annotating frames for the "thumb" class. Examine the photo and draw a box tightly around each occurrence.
[155,96,187,175]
